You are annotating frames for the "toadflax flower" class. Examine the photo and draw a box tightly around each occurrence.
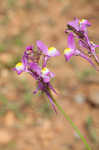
[13,56,28,75]
[66,18,91,38]
[65,18,99,70]
[37,40,60,57]
[37,40,60,67]
[13,42,60,112]
[64,32,97,70]
[41,67,55,83]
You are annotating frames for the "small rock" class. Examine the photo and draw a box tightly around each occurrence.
[74,93,86,104]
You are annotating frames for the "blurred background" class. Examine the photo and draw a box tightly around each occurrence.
[0,0,99,150]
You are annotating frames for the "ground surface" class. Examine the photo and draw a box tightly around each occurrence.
[0,0,99,150]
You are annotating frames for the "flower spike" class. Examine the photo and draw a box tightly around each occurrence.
[65,18,99,70]
[13,41,59,112]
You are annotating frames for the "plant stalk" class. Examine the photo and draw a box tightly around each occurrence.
[51,96,92,150]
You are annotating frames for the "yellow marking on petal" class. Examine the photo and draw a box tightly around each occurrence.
[64,48,71,54]
[90,41,94,44]
[16,62,24,70]
[48,47,56,52]
[41,67,49,74]
[16,62,23,67]
[79,19,86,24]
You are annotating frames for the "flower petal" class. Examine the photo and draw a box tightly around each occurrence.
[29,62,41,75]
[68,18,79,31]
[13,62,25,75]
[64,48,74,61]
[68,32,75,49]
[36,40,48,54]
[26,45,34,50]
[47,47,60,57]
[79,19,91,29]
[41,67,54,83]
[95,45,99,48]
[42,56,49,68]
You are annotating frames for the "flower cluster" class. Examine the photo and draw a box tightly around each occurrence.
[64,18,99,70]
[13,41,60,112]
[14,18,99,112]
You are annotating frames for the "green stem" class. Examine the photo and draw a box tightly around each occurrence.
[52,97,92,150]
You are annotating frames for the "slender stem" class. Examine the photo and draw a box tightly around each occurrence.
[52,97,92,150]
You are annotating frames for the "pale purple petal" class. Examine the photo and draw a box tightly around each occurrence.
[64,48,74,61]
[41,67,54,83]
[50,71,55,78]
[68,32,75,49]
[95,45,99,48]
[47,47,60,57]
[80,19,91,29]
[64,53,74,61]
[13,68,23,75]
[42,56,49,68]
[36,40,48,54]
[43,76,50,83]
[68,18,79,31]
[26,45,33,50]
[29,62,41,75]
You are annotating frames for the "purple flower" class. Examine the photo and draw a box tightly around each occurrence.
[37,40,60,68]
[41,67,55,83]
[64,32,75,61]
[24,45,36,62]
[13,42,59,112]
[67,18,80,31]
[26,45,33,51]
[37,40,60,57]
[36,40,48,54]
[13,62,25,75]
[64,33,97,69]
[13,55,28,75]
[66,18,91,35]
[79,19,91,32]
[24,45,34,57]
[65,18,99,70]
[29,62,41,80]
